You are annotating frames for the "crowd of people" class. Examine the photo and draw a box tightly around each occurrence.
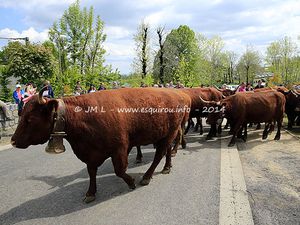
[225,80,265,93]
[0,78,269,122]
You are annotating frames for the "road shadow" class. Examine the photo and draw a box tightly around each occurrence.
[0,151,169,225]
[0,171,157,225]
[27,151,156,190]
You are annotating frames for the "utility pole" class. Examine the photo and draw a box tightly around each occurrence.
[0,37,29,45]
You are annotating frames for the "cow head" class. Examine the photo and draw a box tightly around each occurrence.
[11,87,59,149]
[282,90,300,108]
[198,96,225,125]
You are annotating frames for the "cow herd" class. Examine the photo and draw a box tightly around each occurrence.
[10,85,300,203]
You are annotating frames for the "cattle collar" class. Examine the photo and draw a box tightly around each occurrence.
[51,99,66,137]
[45,99,66,154]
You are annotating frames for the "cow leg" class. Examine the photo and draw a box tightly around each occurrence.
[198,117,203,135]
[242,123,247,142]
[171,127,186,157]
[248,122,253,128]
[274,118,283,140]
[228,122,243,147]
[296,115,300,126]
[206,124,217,140]
[135,146,143,163]
[140,141,169,186]
[184,118,192,134]
[171,132,180,157]
[190,119,195,128]
[84,165,98,203]
[181,134,187,149]
[287,113,296,130]
[237,126,243,138]
[262,123,270,139]
[217,122,222,135]
[268,122,275,134]
[193,117,200,132]
[256,123,261,130]
[224,120,229,130]
[112,152,136,190]
[162,145,172,174]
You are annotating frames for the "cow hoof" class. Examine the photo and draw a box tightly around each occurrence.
[128,183,136,190]
[182,143,186,149]
[206,136,213,140]
[228,142,235,147]
[161,167,171,174]
[140,178,151,186]
[135,158,142,164]
[171,150,177,157]
[83,195,96,204]
[242,136,247,142]
[274,136,280,141]
[262,135,267,140]
[200,131,203,135]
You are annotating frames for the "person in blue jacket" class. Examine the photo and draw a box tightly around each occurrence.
[12,84,25,116]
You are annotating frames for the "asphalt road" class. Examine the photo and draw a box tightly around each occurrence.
[0,132,221,225]
[1,125,299,225]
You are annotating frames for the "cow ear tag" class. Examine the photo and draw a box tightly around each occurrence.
[45,132,66,154]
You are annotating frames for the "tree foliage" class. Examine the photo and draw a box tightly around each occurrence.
[2,41,54,86]
[266,36,298,84]
[48,0,116,96]
[133,21,151,78]
[153,25,200,85]
[238,46,262,84]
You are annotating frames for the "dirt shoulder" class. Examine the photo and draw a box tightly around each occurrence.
[238,130,300,225]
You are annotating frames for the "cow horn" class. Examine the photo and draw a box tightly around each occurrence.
[214,85,221,91]
[199,96,211,104]
[38,86,48,104]
[291,90,299,96]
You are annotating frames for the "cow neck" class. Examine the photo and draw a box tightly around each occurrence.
[50,99,67,138]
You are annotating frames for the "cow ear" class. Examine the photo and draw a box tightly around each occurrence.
[46,99,59,113]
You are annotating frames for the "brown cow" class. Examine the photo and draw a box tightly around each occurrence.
[11,87,191,203]
[180,87,223,139]
[202,91,286,147]
[281,90,300,129]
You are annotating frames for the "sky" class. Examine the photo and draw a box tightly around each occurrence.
[0,0,299,74]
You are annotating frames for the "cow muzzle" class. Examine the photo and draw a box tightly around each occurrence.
[45,132,66,154]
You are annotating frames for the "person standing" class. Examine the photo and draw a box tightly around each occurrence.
[237,82,246,92]
[88,84,96,93]
[98,83,106,91]
[246,83,254,91]
[254,80,264,89]
[42,80,54,98]
[74,81,84,95]
[13,84,24,116]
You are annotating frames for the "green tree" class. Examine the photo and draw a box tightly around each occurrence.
[153,25,199,84]
[49,0,108,94]
[0,65,12,102]
[198,35,226,85]
[2,41,54,86]
[238,46,261,84]
[279,36,297,84]
[133,21,151,79]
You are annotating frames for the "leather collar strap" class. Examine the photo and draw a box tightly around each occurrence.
[50,99,67,137]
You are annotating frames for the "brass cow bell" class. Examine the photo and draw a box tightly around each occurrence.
[45,132,66,154]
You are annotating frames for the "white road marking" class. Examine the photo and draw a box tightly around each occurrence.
[219,141,254,225]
